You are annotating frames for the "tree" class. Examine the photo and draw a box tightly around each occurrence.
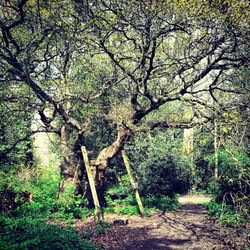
[0,0,249,207]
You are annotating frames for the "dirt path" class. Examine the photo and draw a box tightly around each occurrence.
[114,204,224,249]
[76,196,249,250]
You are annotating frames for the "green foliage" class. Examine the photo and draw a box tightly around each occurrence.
[0,167,96,247]
[95,221,112,236]
[104,195,115,213]
[106,175,131,199]
[122,194,137,205]
[105,189,139,215]
[116,205,140,215]
[80,221,112,239]
[142,195,180,211]
[0,166,93,223]
[0,90,34,170]
[137,155,192,197]
[0,216,97,250]
[206,201,246,228]
[105,180,180,216]
[105,174,134,213]
[126,131,192,197]
[0,169,97,249]
[18,171,60,219]
[54,184,91,222]
[205,180,221,195]
[206,149,250,215]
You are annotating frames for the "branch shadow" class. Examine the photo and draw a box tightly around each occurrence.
[108,204,224,250]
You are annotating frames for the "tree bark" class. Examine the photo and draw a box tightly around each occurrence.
[182,128,196,189]
[57,125,76,196]
[92,125,132,169]
[121,150,145,217]
[182,128,194,155]
[214,119,219,180]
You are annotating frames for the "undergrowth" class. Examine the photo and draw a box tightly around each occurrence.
[0,216,97,250]
[206,200,246,228]
[0,167,98,249]
[105,182,180,216]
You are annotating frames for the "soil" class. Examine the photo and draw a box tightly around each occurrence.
[75,195,250,250]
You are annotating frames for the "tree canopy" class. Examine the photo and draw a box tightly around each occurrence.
[0,0,249,229]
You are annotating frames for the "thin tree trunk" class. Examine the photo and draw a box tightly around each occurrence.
[214,119,219,180]
[58,125,75,193]
[81,146,103,221]
[182,128,196,189]
[58,56,80,193]
[182,128,194,155]
[121,150,145,217]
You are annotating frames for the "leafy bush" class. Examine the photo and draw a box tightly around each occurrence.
[105,189,139,215]
[106,175,131,199]
[121,194,137,205]
[126,131,192,197]
[206,180,220,195]
[105,175,138,214]
[113,195,180,216]
[206,149,250,216]
[220,213,246,228]
[115,205,139,215]
[143,195,180,211]
[105,180,180,216]
[206,201,246,228]
[1,167,93,222]
[0,167,61,220]
[53,184,91,222]
[0,216,97,250]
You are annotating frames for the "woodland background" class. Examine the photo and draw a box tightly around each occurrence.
[0,0,249,249]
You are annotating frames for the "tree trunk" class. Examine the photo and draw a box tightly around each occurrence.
[88,125,132,206]
[214,119,219,180]
[57,125,76,196]
[81,146,103,221]
[182,128,196,189]
[182,128,194,155]
[93,125,132,169]
[121,150,145,217]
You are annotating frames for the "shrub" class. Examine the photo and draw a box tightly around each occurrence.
[0,167,61,220]
[136,155,192,197]
[106,175,131,199]
[126,131,193,196]
[216,150,249,215]
[54,185,90,221]
[206,201,246,228]
[116,205,139,215]
[143,195,180,211]
[206,180,220,195]
[105,181,180,215]
[0,216,97,250]
[105,176,138,214]
[2,168,92,222]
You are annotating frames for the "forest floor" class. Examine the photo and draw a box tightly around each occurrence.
[75,195,249,250]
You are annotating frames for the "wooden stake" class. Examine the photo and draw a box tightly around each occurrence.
[81,146,102,221]
[121,150,145,217]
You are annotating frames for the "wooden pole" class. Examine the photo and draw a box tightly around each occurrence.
[121,150,145,216]
[81,146,102,221]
